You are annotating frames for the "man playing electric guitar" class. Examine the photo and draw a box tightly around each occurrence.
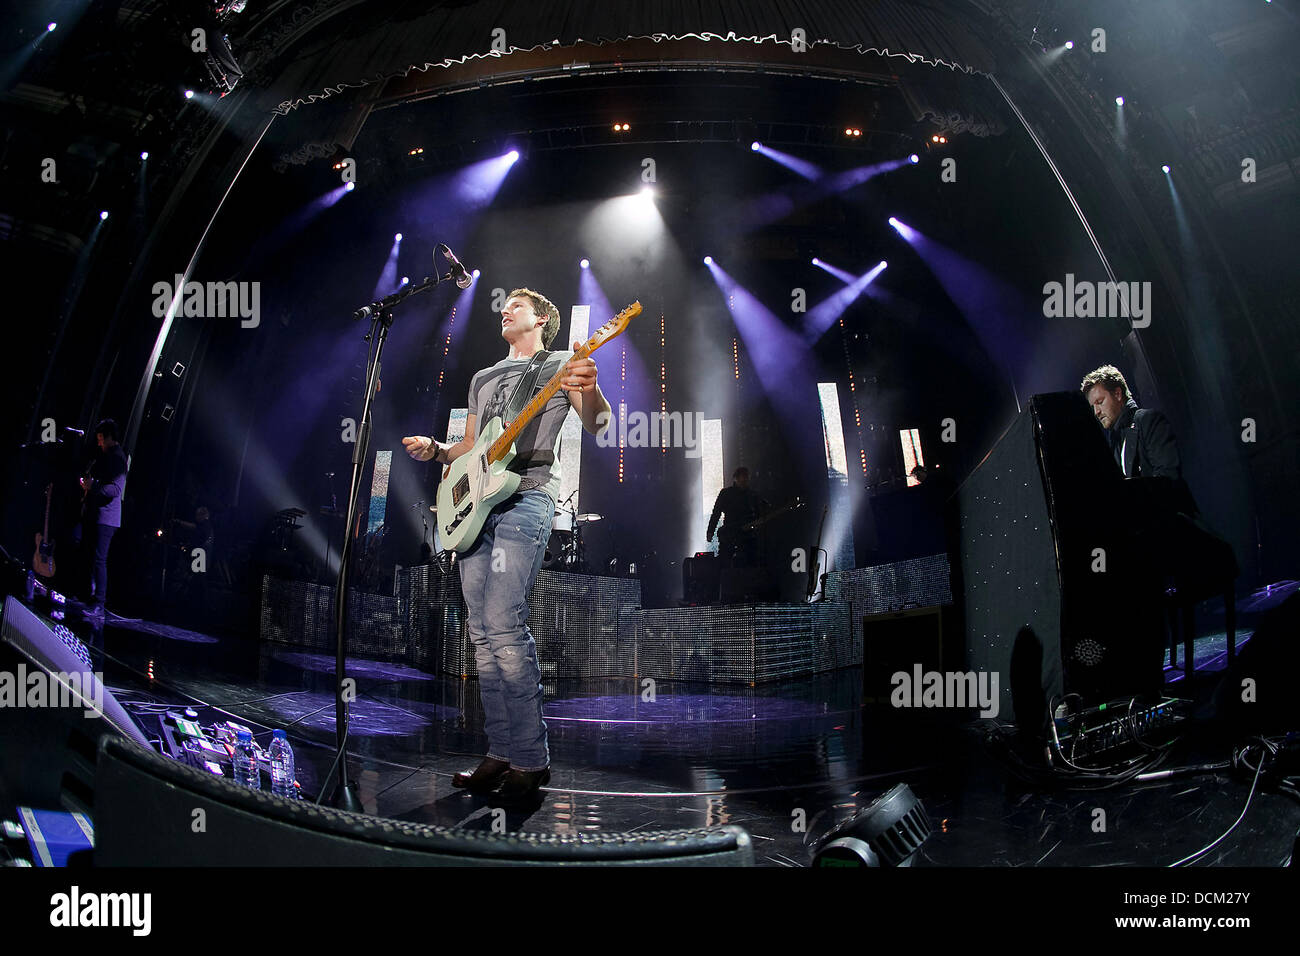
[708,466,770,567]
[402,288,610,805]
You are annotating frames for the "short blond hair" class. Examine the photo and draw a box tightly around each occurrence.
[509,287,561,348]
[1080,364,1129,403]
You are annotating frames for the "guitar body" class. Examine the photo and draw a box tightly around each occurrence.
[435,416,523,553]
[33,532,55,578]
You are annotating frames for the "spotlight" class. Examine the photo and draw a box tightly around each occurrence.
[640,185,654,199]
[810,783,933,867]
[394,232,403,241]
[345,182,355,192]
[811,257,820,265]
[1115,96,1125,106]
[184,90,195,99]
[580,258,590,269]
[47,22,57,32]
[932,135,939,142]
[472,269,480,278]
[888,216,898,227]
[507,150,519,162]
[401,276,409,285]
[99,211,109,220]
[751,141,760,151]
[140,151,149,160]
[938,136,947,144]
[1161,164,1171,173]
[1065,40,1074,50]
[703,255,713,265]
[910,154,919,163]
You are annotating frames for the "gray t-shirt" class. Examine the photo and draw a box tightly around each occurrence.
[467,350,575,506]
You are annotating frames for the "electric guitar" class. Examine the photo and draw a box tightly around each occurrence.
[33,483,55,579]
[435,301,641,553]
[717,496,805,552]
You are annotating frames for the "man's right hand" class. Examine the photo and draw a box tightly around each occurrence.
[402,435,440,462]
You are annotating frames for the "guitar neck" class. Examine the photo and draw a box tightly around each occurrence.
[486,356,574,465]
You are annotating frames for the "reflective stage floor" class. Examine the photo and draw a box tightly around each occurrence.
[69,608,1300,868]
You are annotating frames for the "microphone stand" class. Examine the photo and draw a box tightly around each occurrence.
[320,268,451,810]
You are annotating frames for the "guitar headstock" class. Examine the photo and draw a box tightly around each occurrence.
[577,301,641,357]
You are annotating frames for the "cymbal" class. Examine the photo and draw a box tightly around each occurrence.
[576,513,602,522]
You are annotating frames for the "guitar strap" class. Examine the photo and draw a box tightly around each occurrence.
[501,349,553,423]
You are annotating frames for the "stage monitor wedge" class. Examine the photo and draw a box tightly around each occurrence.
[95,735,754,866]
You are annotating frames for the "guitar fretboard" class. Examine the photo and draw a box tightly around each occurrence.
[487,351,585,465]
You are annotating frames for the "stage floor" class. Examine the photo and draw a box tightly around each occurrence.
[73,609,1298,867]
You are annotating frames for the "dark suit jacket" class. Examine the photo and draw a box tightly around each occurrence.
[1111,401,1181,480]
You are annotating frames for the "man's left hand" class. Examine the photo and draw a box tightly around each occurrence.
[561,342,598,394]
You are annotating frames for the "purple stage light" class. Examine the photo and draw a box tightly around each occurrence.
[507,150,519,162]
[1065,40,1074,50]
[1115,96,1124,106]
[703,255,713,265]
[812,258,857,283]
[751,141,760,150]
[140,151,148,160]
[888,217,916,241]
[1161,164,1171,174]
[401,276,409,285]
[99,210,108,220]
[47,22,57,32]
[472,269,480,277]
[184,89,194,99]
[395,232,402,241]
[751,142,822,180]
[345,182,355,191]
[910,154,919,164]
[580,258,590,269]
[804,260,888,341]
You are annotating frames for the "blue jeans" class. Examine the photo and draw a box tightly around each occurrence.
[457,489,553,771]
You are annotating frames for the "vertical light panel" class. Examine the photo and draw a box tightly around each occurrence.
[556,304,590,510]
[700,418,723,553]
[446,407,468,444]
[367,450,392,533]
[817,382,855,573]
[901,427,924,485]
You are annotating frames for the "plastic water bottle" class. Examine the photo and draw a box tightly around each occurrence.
[233,730,260,789]
[268,729,296,799]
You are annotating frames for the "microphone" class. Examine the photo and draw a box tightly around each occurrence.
[437,243,473,289]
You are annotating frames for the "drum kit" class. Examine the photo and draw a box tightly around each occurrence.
[420,492,601,573]
[544,492,601,571]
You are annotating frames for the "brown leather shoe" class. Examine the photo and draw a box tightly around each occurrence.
[452,757,512,791]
